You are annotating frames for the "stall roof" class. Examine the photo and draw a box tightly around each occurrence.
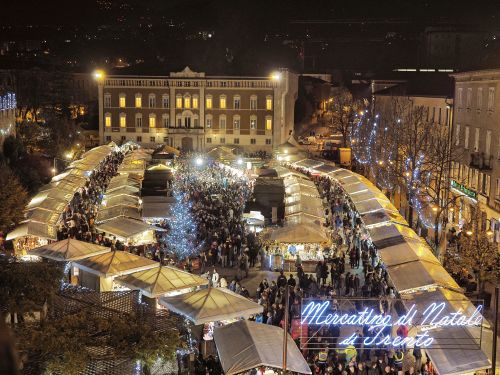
[95,217,165,240]
[104,185,140,198]
[75,251,159,278]
[96,206,141,223]
[366,223,422,249]
[361,209,408,227]
[403,289,491,375]
[293,159,324,169]
[28,238,110,261]
[25,208,61,226]
[354,198,396,215]
[103,195,140,209]
[116,266,209,298]
[159,287,263,325]
[342,182,370,194]
[269,222,329,243]
[214,320,311,375]
[313,164,341,174]
[6,221,57,241]
[388,260,460,293]
[378,240,441,267]
[142,202,173,219]
[349,189,388,203]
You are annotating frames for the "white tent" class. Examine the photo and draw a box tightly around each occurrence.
[28,238,110,261]
[269,223,329,244]
[74,251,159,278]
[95,217,165,242]
[159,287,263,325]
[378,240,441,267]
[116,266,209,298]
[213,320,311,375]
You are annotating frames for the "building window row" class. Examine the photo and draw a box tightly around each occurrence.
[204,115,271,130]
[106,78,277,89]
[105,112,171,128]
[205,137,272,145]
[104,93,171,109]
[457,86,495,111]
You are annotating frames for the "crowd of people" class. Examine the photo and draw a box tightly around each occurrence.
[173,158,258,275]
[56,151,124,243]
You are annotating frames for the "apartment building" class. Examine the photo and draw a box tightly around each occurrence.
[0,91,16,148]
[97,67,298,152]
[450,69,500,242]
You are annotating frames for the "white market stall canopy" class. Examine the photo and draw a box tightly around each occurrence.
[74,251,159,278]
[97,206,141,223]
[6,221,57,241]
[269,222,329,244]
[367,223,422,249]
[28,238,110,261]
[387,260,460,293]
[95,217,165,242]
[213,320,311,375]
[25,208,61,226]
[116,266,209,298]
[378,239,441,267]
[142,202,173,219]
[159,287,263,325]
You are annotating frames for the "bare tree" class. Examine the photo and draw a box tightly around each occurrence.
[329,88,362,148]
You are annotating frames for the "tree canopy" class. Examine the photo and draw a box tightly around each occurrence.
[0,166,29,233]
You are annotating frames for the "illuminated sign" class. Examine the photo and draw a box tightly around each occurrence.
[301,300,483,349]
[451,180,477,200]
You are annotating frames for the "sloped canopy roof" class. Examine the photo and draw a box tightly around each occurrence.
[95,217,165,240]
[7,221,57,241]
[74,251,159,278]
[28,238,110,261]
[388,260,460,293]
[207,146,237,161]
[159,287,263,325]
[269,223,329,243]
[214,320,311,375]
[116,266,208,298]
[367,223,422,249]
[96,206,141,223]
[378,240,441,267]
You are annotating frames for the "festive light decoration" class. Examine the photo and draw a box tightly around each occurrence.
[0,92,16,111]
[163,189,200,260]
[301,300,483,348]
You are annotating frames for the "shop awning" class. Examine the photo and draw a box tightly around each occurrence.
[387,260,460,293]
[292,159,324,169]
[95,217,165,240]
[74,251,159,278]
[343,181,370,194]
[28,238,110,261]
[213,320,311,375]
[25,208,61,226]
[103,194,140,209]
[349,189,388,204]
[159,287,263,325]
[6,221,58,241]
[312,164,340,175]
[104,185,140,198]
[354,198,396,215]
[116,266,209,298]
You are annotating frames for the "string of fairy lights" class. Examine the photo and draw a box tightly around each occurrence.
[351,109,436,229]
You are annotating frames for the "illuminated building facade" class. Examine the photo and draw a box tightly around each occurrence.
[97,67,298,152]
[0,92,16,148]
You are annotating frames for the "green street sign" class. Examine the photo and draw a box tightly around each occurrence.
[451,180,477,200]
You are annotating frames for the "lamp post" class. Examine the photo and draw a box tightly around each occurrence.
[93,69,106,145]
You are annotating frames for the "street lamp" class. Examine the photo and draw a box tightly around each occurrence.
[93,69,105,81]
[195,157,204,166]
[237,158,243,165]
[270,71,281,81]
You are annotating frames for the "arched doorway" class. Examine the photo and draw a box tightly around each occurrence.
[181,137,194,151]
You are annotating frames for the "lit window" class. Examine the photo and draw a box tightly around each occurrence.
[266,96,272,110]
[220,95,226,109]
[250,117,257,129]
[149,114,156,128]
[206,96,213,109]
[119,113,126,127]
[184,96,191,109]
[192,96,199,109]
[119,94,126,108]
[176,95,183,109]
[135,94,142,108]
[105,113,111,127]
[266,117,272,130]
[233,115,240,129]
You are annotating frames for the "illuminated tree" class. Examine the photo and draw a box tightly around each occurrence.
[164,190,200,260]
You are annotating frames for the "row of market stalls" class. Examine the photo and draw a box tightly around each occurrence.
[261,166,330,272]
[291,158,493,375]
[27,237,310,374]
[6,143,119,254]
